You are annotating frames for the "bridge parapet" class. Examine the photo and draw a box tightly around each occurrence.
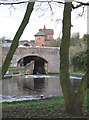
[2,46,60,73]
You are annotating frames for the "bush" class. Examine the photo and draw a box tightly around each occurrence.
[71,50,88,72]
[48,38,61,47]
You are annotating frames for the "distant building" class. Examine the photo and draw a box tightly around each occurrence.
[2,25,54,47]
[40,25,54,40]
[2,39,12,47]
[19,40,30,46]
[2,43,12,47]
[30,40,35,46]
[34,25,54,46]
[34,31,45,46]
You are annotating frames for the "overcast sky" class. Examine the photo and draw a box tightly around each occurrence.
[0,1,87,41]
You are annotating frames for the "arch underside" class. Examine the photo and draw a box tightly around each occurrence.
[17,55,48,74]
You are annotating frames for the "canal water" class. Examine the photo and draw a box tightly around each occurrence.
[0,75,82,102]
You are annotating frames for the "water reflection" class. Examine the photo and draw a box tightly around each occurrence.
[71,77,81,90]
[34,78,45,90]
[1,75,82,102]
[1,75,62,102]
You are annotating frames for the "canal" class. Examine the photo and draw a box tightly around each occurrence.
[0,75,82,102]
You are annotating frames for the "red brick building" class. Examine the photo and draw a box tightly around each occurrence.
[34,25,54,46]
[34,31,45,46]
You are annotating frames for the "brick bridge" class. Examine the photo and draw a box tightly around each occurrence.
[2,46,60,74]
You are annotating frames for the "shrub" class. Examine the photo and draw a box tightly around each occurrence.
[71,50,88,72]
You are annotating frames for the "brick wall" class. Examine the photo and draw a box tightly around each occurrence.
[8,61,34,75]
[48,34,53,40]
[1,46,74,73]
[35,36,45,46]
[2,47,60,73]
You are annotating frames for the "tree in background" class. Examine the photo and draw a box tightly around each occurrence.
[71,50,87,72]
[48,37,61,47]
[0,36,8,44]
[70,32,80,46]
[71,34,88,72]
[83,34,89,45]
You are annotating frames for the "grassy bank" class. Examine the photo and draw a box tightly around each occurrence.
[70,72,85,75]
[48,72,85,76]
[2,90,89,119]
[7,67,85,75]
[8,67,16,70]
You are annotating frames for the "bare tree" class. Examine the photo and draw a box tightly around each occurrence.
[1,1,35,78]
[60,0,89,116]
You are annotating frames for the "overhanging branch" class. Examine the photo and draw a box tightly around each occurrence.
[72,0,89,9]
[0,1,29,5]
[74,0,89,6]
[48,2,54,15]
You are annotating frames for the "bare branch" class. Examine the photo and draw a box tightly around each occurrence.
[48,2,53,15]
[57,1,65,5]
[74,0,89,6]
[77,6,85,17]
[72,0,89,9]
[72,3,83,9]
[0,1,29,5]
[57,1,84,9]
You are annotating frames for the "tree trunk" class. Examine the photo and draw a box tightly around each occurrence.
[60,2,75,113]
[71,35,89,115]
[60,1,89,116]
[71,69,89,115]
[2,2,35,78]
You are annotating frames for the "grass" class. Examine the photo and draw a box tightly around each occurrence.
[70,72,85,75]
[8,67,16,70]
[5,66,86,75]
[2,91,89,119]
[48,72,85,76]
[2,97,65,118]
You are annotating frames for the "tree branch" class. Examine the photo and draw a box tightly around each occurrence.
[48,2,53,15]
[77,6,85,17]
[72,3,83,9]
[72,1,89,9]
[2,2,35,78]
[0,1,29,5]
[74,0,89,6]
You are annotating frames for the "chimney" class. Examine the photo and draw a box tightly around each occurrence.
[44,25,46,29]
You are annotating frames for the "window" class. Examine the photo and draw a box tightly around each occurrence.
[39,37,40,40]
[47,35,49,38]
[36,37,37,40]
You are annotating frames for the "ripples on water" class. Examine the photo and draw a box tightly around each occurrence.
[24,75,58,79]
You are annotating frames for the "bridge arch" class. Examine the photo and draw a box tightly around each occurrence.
[17,54,48,74]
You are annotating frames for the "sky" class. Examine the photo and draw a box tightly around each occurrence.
[0,1,87,41]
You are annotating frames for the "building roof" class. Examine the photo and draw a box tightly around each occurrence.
[34,31,46,36]
[19,40,29,42]
[39,25,54,35]
[30,40,35,43]
[40,29,53,35]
